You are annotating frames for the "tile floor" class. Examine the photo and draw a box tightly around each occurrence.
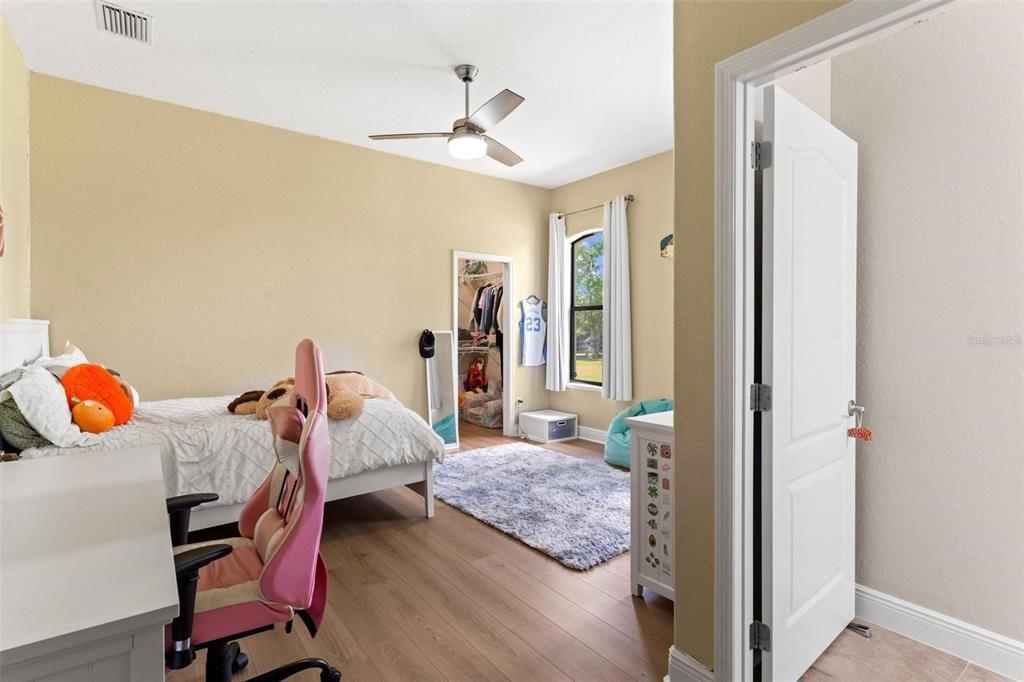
[802,622,1011,681]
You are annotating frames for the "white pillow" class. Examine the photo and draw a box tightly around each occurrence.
[0,366,100,447]
[29,342,89,379]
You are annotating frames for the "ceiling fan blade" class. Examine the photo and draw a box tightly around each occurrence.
[484,136,523,167]
[468,89,524,132]
[368,133,451,140]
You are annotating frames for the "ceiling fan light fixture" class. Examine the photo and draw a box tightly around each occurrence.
[447,129,487,160]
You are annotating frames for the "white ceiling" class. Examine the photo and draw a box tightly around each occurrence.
[2,0,673,188]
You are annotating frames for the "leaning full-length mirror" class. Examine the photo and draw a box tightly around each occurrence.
[426,330,458,449]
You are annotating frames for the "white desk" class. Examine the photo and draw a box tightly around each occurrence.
[1,447,178,681]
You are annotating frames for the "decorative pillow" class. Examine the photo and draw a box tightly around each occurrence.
[1,367,100,448]
[61,364,134,426]
[30,342,88,379]
[0,399,52,450]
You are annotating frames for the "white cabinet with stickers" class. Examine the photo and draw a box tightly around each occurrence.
[628,410,674,601]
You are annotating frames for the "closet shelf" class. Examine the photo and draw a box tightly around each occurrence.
[457,345,498,355]
[459,271,504,284]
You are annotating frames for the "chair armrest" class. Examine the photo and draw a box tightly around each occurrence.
[167,543,232,670]
[174,544,232,576]
[167,493,219,513]
[166,493,219,546]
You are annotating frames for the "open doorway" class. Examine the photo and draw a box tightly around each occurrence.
[715,2,1023,681]
[452,251,515,437]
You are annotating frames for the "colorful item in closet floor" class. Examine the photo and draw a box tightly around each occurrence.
[518,295,547,366]
[464,358,487,392]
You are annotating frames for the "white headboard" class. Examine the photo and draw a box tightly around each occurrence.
[0,319,51,374]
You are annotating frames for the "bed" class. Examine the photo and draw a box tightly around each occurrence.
[0,320,444,529]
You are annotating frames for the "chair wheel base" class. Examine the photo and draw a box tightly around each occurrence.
[245,657,342,682]
[228,642,249,673]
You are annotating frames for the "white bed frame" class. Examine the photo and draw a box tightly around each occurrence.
[0,319,437,528]
[192,460,434,530]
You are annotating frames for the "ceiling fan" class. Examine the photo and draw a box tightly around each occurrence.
[369,64,525,167]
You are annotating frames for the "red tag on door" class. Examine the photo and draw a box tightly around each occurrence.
[847,426,872,442]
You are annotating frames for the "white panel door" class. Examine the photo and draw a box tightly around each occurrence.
[762,85,858,682]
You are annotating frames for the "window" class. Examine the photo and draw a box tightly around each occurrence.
[570,230,604,385]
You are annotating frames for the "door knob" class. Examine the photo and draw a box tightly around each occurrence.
[847,401,872,442]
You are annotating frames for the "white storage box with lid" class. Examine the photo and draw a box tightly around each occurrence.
[519,409,578,443]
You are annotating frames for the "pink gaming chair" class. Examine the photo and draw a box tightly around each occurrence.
[164,339,341,682]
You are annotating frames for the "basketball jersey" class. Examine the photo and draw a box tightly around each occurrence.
[519,298,547,367]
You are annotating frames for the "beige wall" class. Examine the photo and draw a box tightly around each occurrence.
[775,58,831,121]
[28,75,551,414]
[0,13,30,318]
[549,151,674,431]
[832,0,1024,641]
[672,0,847,666]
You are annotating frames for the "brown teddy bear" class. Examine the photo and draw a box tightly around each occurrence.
[227,371,395,422]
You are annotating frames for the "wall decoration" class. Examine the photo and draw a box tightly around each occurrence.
[660,233,674,259]
[0,202,5,257]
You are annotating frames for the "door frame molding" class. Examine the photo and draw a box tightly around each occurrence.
[712,2,956,680]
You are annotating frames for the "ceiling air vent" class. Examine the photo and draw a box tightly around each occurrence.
[95,1,152,44]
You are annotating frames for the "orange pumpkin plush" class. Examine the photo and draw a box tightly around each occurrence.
[61,364,134,426]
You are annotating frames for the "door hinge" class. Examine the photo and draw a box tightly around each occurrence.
[750,383,772,412]
[751,141,772,170]
[750,621,772,651]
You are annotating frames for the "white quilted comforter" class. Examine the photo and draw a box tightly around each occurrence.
[20,395,445,508]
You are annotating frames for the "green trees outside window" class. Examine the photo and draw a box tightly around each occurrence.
[570,231,604,385]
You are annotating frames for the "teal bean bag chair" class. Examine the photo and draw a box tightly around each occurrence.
[604,399,673,469]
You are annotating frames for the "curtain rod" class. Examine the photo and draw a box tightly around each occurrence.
[557,194,634,218]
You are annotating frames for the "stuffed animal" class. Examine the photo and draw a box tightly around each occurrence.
[71,398,115,434]
[253,379,295,419]
[227,390,266,415]
[227,371,395,422]
[61,363,134,426]
[464,358,487,393]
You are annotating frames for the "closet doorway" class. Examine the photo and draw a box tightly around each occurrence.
[452,251,514,437]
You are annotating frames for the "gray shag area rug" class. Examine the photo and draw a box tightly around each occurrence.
[433,442,630,570]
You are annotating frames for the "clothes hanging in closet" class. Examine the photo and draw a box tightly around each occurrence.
[471,286,486,329]
[469,284,503,335]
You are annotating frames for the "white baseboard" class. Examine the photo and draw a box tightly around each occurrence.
[577,425,607,444]
[666,645,714,682]
[856,585,1024,681]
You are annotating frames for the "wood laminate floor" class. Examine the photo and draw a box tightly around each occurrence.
[168,424,674,681]
[166,422,1009,681]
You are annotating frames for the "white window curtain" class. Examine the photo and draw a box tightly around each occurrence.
[602,196,632,401]
[545,213,569,391]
